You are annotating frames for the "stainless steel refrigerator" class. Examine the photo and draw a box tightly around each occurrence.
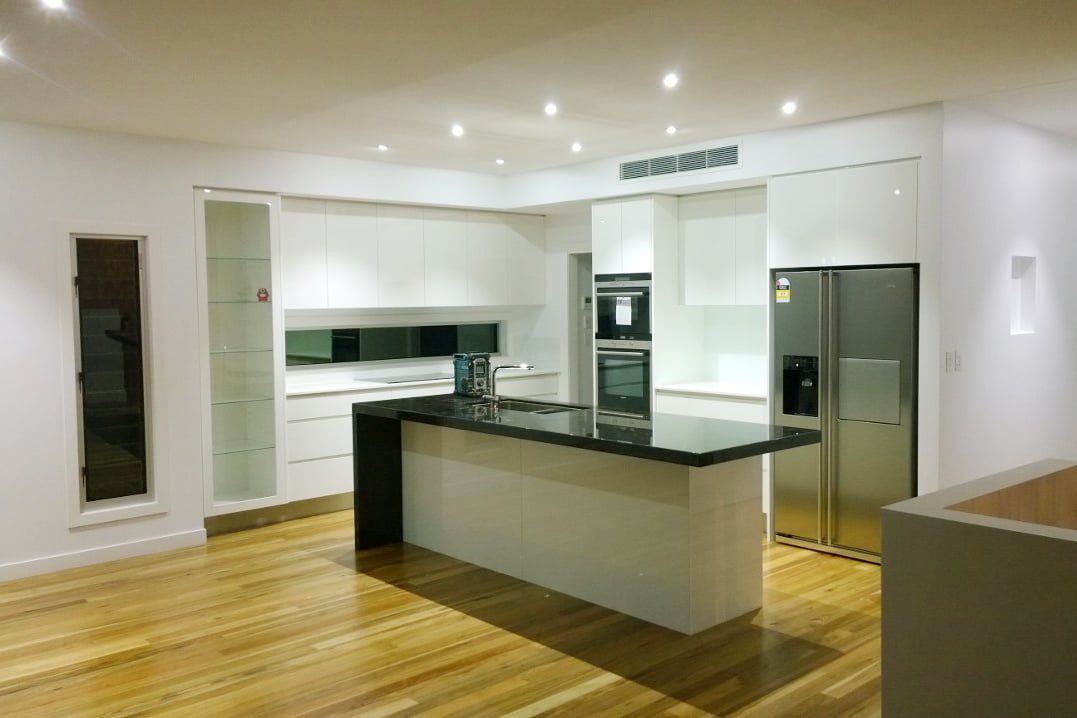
[770,265,917,561]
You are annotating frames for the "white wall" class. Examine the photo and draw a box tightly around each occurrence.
[938,105,1077,486]
[0,120,508,580]
[531,209,592,400]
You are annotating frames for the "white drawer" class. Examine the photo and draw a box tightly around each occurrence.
[287,388,393,421]
[389,384,452,399]
[497,373,558,398]
[287,415,353,462]
[288,455,353,501]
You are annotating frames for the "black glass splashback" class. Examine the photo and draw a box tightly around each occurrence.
[285,323,499,366]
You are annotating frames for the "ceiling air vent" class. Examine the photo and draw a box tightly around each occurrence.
[619,143,740,181]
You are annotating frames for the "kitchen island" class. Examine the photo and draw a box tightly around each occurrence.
[352,394,819,633]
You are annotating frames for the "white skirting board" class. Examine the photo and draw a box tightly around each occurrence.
[0,528,207,582]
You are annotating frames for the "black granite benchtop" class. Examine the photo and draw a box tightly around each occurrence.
[352,393,819,467]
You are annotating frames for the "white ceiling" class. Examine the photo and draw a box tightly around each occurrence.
[1,0,1075,175]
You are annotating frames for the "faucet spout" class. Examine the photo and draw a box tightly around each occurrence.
[486,363,534,402]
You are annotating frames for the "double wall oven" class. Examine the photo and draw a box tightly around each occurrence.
[594,273,652,419]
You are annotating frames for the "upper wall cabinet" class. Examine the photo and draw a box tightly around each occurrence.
[326,201,379,308]
[377,205,424,307]
[280,198,328,309]
[592,197,664,275]
[280,200,545,309]
[679,186,768,306]
[769,160,918,268]
[423,208,469,306]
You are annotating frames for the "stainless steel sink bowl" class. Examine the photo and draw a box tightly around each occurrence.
[494,399,579,415]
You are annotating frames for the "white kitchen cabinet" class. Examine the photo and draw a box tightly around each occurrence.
[281,196,544,309]
[769,160,917,268]
[834,160,917,264]
[197,190,287,516]
[378,205,425,307]
[592,197,660,275]
[735,188,768,305]
[423,208,469,306]
[591,201,622,275]
[326,201,378,308]
[621,198,656,273]
[280,198,327,309]
[680,187,767,306]
[285,387,392,501]
[466,212,510,306]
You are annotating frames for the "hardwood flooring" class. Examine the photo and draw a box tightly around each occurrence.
[0,511,881,717]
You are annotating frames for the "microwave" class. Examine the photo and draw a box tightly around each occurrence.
[594,273,651,345]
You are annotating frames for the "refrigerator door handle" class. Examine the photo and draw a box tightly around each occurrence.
[826,270,838,545]
[818,271,829,544]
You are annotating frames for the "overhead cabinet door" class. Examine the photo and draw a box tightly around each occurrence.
[326,201,378,308]
[280,198,328,309]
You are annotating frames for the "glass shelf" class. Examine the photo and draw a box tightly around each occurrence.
[207,256,270,262]
[210,392,275,405]
[213,438,275,456]
[209,346,273,355]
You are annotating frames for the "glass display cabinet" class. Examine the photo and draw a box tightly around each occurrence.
[195,190,286,514]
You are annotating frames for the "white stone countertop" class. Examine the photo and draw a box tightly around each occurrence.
[655,381,767,401]
[286,368,558,397]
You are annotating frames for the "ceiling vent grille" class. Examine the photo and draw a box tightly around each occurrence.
[619,143,740,181]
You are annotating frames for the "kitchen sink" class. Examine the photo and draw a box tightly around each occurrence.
[493,399,579,415]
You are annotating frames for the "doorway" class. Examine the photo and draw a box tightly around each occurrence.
[568,253,593,404]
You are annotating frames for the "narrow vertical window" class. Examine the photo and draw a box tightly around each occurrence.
[73,236,150,502]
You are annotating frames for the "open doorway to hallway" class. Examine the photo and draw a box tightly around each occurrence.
[568,253,593,404]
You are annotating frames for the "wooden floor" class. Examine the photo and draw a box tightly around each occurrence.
[0,511,881,717]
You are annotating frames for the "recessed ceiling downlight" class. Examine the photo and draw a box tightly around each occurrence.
[41,0,66,9]
[544,102,558,116]
[377,144,389,151]
[571,142,582,153]
[665,125,677,135]
[451,123,465,137]
[662,73,679,89]
[495,158,505,165]
[781,100,797,115]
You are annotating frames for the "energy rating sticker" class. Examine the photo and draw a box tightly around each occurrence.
[775,276,791,304]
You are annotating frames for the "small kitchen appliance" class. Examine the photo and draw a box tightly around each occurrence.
[453,352,490,397]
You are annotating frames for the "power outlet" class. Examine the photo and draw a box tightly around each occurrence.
[945,351,962,372]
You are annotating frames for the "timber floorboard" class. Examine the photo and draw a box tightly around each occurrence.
[0,511,881,717]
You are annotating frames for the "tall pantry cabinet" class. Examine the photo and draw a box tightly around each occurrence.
[195,190,287,516]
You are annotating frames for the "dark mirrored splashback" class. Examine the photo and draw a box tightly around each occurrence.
[286,323,499,366]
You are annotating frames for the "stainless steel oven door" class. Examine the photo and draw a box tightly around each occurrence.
[594,274,651,342]
[595,346,651,418]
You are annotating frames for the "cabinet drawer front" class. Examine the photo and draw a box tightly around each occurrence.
[389,384,452,399]
[287,416,353,461]
[287,389,393,421]
[497,374,558,398]
[288,455,353,501]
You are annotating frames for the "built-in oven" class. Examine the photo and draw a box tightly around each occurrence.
[595,344,651,418]
[594,273,651,343]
